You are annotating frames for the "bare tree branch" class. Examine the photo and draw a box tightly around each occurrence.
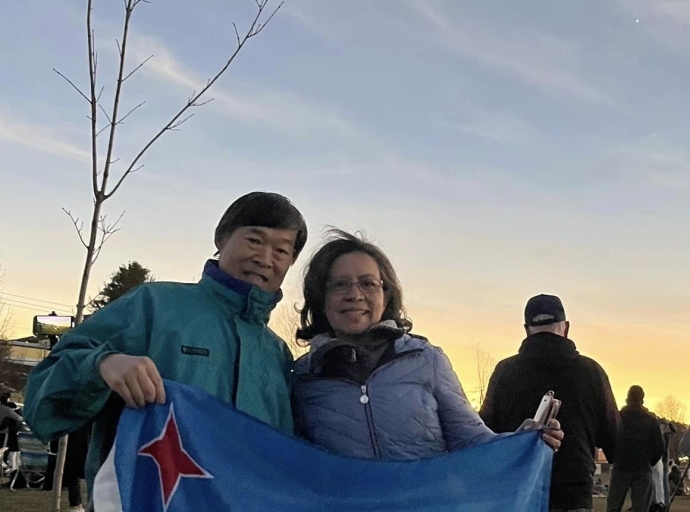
[92,211,125,264]
[473,342,496,409]
[250,2,282,37]
[87,0,100,198]
[104,0,279,200]
[96,124,110,137]
[657,396,688,424]
[191,98,214,107]
[233,22,241,46]
[100,0,137,201]
[123,54,153,82]
[119,101,146,123]
[53,69,90,103]
[268,297,307,358]
[62,208,89,249]
[98,103,113,125]
[168,113,194,132]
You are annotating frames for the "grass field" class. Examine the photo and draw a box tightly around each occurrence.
[1,490,690,512]
[1,488,78,512]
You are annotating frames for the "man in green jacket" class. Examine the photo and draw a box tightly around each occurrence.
[23,191,308,500]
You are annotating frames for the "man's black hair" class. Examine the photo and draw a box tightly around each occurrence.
[214,191,308,258]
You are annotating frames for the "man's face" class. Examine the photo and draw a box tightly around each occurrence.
[217,226,297,292]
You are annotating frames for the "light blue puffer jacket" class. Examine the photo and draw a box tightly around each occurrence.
[292,322,499,460]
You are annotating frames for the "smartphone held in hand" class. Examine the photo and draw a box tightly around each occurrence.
[533,390,561,426]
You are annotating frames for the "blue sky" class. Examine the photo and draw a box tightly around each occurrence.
[1,0,689,409]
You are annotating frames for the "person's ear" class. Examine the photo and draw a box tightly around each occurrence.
[524,324,530,337]
[563,321,570,338]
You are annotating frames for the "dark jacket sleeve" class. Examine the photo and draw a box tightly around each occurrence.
[649,419,665,466]
[593,363,621,463]
[479,361,505,432]
[0,404,23,426]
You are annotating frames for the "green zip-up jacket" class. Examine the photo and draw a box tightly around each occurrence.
[24,260,294,495]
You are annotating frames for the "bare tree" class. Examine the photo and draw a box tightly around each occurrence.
[0,264,18,397]
[0,262,13,341]
[50,1,283,509]
[473,341,496,409]
[60,0,282,325]
[656,395,688,425]
[269,300,307,358]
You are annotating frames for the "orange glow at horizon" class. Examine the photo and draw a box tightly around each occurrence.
[6,289,689,419]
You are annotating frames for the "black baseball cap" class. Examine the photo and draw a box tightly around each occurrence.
[524,294,567,327]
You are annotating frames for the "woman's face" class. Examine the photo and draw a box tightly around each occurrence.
[324,252,386,337]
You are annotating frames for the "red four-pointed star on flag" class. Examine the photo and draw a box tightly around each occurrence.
[138,404,213,510]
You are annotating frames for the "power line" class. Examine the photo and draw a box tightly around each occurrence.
[0,301,60,313]
[0,299,73,315]
[1,297,73,311]
[0,292,74,308]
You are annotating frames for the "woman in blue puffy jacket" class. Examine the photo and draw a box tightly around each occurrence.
[292,229,562,460]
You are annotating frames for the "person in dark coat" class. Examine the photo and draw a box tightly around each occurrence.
[480,294,621,512]
[606,385,665,512]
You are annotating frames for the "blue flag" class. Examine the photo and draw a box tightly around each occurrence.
[93,380,553,511]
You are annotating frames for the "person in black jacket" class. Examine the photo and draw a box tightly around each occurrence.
[606,385,665,512]
[480,294,621,512]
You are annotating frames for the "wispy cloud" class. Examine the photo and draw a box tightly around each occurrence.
[604,135,690,189]
[127,35,360,139]
[287,0,617,106]
[404,1,616,106]
[0,110,90,162]
[431,107,541,144]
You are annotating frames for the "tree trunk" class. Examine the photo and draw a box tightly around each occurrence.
[51,436,69,512]
[75,199,103,324]
[52,199,102,510]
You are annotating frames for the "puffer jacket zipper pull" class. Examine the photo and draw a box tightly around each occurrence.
[360,383,381,458]
[360,385,369,404]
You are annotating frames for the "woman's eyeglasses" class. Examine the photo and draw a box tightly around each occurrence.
[327,278,384,295]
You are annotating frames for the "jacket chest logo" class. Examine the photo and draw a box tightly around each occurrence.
[181,345,210,357]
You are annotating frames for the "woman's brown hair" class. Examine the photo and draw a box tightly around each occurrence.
[297,229,412,341]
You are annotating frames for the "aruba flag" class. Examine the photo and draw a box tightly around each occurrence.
[93,380,553,511]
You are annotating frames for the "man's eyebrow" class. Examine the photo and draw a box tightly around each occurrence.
[244,227,266,237]
[244,227,295,246]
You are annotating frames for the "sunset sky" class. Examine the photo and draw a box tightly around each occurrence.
[1,0,689,414]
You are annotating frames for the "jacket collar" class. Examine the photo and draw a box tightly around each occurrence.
[518,331,580,364]
[622,403,650,415]
[293,320,426,375]
[199,260,281,324]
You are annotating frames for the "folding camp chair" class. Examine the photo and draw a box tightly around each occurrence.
[10,431,51,490]
[0,426,8,485]
[0,446,7,486]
